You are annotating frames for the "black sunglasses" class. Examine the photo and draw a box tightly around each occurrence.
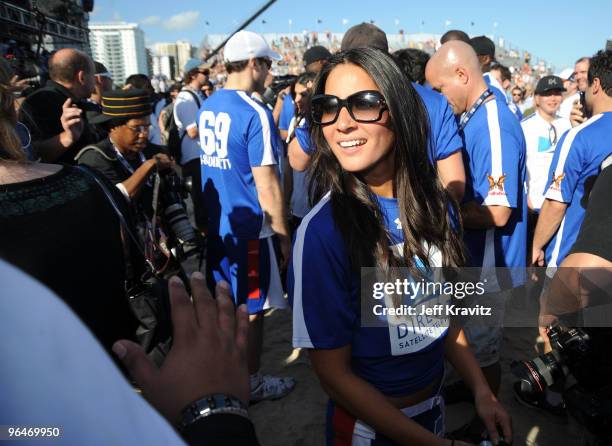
[311,90,388,125]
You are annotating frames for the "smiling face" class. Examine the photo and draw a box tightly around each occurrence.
[535,90,563,116]
[320,63,395,180]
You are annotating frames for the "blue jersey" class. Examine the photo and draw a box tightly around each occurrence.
[278,95,296,131]
[294,83,462,164]
[461,97,527,288]
[290,193,449,397]
[412,82,463,162]
[544,112,612,267]
[199,89,281,239]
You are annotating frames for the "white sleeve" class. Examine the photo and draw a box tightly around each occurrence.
[174,93,199,132]
[115,183,130,201]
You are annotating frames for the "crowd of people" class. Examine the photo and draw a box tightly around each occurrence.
[2,19,612,446]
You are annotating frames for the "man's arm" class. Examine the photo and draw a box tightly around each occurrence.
[461,202,512,229]
[436,151,465,202]
[174,94,199,139]
[531,199,568,265]
[120,154,173,198]
[252,165,290,266]
[33,98,85,162]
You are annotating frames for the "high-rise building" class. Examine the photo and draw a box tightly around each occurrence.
[89,22,148,84]
[152,55,176,80]
[153,42,178,79]
[176,40,194,75]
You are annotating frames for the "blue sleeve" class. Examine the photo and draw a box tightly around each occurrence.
[289,216,356,349]
[544,130,582,203]
[432,96,462,161]
[247,111,279,167]
[295,124,315,155]
[278,97,295,131]
[473,126,522,209]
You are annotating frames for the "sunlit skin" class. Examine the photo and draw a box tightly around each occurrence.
[574,59,589,92]
[535,90,563,121]
[321,63,395,197]
[109,117,150,158]
[294,80,312,114]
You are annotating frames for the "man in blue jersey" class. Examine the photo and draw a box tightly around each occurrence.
[532,50,612,274]
[289,23,466,202]
[198,30,295,402]
[426,41,527,397]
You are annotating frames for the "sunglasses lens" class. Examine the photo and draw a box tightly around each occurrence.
[350,93,385,122]
[312,96,339,124]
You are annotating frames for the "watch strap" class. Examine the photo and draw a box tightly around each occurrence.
[179,394,249,431]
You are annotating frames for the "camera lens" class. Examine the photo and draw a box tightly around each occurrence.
[165,204,196,243]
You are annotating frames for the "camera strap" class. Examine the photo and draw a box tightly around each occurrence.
[75,165,155,275]
[111,143,152,187]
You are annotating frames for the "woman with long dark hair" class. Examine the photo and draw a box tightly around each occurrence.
[289,48,511,445]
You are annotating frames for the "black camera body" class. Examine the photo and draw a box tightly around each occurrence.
[512,325,612,442]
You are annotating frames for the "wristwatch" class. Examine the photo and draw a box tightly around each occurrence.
[179,394,249,431]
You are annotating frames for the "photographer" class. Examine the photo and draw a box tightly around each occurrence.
[75,89,173,217]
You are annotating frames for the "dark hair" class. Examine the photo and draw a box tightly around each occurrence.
[491,63,511,82]
[48,49,92,83]
[106,117,130,131]
[588,50,612,96]
[393,49,430,85]
[440,30,470,44]
[296,71,317,87]
[225,60,249,74]
[124,74,150,89]
[576,56,590,66]
[308,48,465,276]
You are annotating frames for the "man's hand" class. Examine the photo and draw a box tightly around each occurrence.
[152,153,174,171]
[474,390,513,445]
[570,99,586,127]
[532,246,545,266]
[59,98,84,148]
[9,75,29,93]
[112,273,249,425]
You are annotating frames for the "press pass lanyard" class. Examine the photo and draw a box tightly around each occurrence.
[112,142,151,186]
[458,89,494,132]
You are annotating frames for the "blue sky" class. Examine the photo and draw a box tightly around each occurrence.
[91,0,612,70]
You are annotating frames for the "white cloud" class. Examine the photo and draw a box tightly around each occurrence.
[163,11,200,31]
[140,16,161,26]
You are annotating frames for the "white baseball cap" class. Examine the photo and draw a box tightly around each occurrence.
[557,68,575,80]
[224,30,281,63]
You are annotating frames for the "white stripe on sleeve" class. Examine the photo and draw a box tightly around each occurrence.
[237,91,276,166]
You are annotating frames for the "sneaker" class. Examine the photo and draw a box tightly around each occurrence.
[250,375,296,403]
[512,382,567,420]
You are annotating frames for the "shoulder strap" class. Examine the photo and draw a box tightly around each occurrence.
[74,144,117,162]
[181,88,201,109]
[75,165,150,270]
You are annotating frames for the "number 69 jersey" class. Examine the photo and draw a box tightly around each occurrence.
[198,90,282,239]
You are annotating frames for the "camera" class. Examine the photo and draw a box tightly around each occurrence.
[155,168,202,262]
[512,325,612,443]
[512,324,591,396]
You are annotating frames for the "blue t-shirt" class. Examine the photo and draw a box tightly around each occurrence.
[289,193,449,397]
[412,82,463,162]
[295,83,462,164]
[199,89,281,239]
[543,112,612,267]
[461,97,527,289]
[278,95,296,131]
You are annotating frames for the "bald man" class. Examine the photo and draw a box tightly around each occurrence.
[21,48,97,163]
[426,42,527,397]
